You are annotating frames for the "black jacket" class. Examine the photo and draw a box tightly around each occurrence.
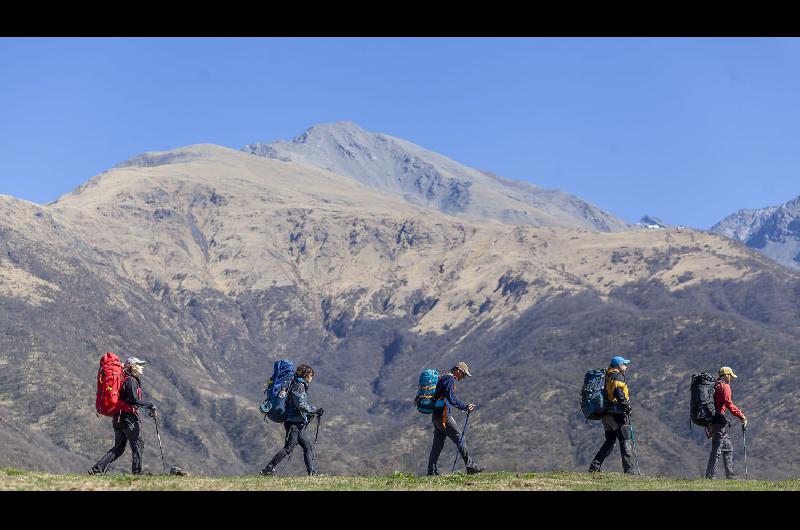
[119,375,154,415]
[284,377,317,424]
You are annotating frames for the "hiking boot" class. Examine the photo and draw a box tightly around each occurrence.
[427,467,440,476]
[88,469,100,475]
[260,466,275,476]
[466,464,485,475]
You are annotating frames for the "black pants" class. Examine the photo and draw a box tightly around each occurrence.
[264,422,315,474]
[705,421,736,479]
[589,413,635,474]
[428,410,473,472]
[91,412,144,474]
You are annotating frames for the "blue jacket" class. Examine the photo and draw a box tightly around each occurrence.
[432,372,468,416]
[284,376,317,425]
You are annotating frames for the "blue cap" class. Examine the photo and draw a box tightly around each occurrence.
[610,356,630,367]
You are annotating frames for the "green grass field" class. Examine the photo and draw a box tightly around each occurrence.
[2,468,799,491]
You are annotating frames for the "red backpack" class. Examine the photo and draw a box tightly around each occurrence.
[95,352,125,416]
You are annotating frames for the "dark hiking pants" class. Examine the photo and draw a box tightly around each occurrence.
[428,410,473,472]
[264,422,315,474]
[589,413,635,474]
[706,421,736,479]
[91,412,144,474]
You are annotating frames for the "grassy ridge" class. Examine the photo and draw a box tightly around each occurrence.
[2,468,799,491]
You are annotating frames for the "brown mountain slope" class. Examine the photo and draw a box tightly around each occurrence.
[0,145,798,478]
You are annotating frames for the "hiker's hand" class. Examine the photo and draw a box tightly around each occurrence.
[315,408,324,417]
[467,403,476,412]
[148,405,158,417]
[622,403,632,414]
[741,417,747,428]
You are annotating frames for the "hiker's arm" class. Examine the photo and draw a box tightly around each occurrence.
[723,384,745,420]
[611,379,631,411]
[291,385,317,415]
[446,378,468,411]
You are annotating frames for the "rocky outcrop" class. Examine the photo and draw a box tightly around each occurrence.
[712,196,800,270]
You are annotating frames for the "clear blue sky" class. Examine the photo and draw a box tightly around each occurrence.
[1,37,799,228]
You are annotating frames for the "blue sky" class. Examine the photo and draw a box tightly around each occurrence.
[1,37,799,228]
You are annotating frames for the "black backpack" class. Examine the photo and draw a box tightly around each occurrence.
[581,369,608,421]
[690,372,716,427]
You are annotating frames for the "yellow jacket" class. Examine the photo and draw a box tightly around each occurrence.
[605,368,630,413]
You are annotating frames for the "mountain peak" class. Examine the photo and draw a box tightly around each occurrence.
[291,121,371,145]
[712,194,800,271]
[638,215,670,229]
[243,124,630,232]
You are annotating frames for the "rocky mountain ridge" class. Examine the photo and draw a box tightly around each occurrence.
[712,195,800,271]
[243,122,631,232]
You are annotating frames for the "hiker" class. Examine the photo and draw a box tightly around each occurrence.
[427,361,484,475]
[90,357,157,475]
[588,356,637,474]
[261,364,322,476]
[705,366,747,479]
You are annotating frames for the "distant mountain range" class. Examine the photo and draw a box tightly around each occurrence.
[712,196,800,271]
[1,123,799,479]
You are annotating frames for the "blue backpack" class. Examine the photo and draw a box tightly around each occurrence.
[259,359,296,422]
[415,369,439,414]
[581,369,608,421]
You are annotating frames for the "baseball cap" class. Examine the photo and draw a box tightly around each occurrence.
[124,357,147,367]
[455,361,472,377]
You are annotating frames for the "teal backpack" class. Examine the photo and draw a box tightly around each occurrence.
[415,369,439,414]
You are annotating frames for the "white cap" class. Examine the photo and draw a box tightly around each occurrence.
[124,357,147,366]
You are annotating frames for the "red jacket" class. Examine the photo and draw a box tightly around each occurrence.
[714,379,745,420]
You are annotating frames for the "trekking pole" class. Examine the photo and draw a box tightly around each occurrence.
[314,413,322,445]
[451,409,471,473]
[627,413,640,475]
[742,423,748,479]
[152,413,167,474]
